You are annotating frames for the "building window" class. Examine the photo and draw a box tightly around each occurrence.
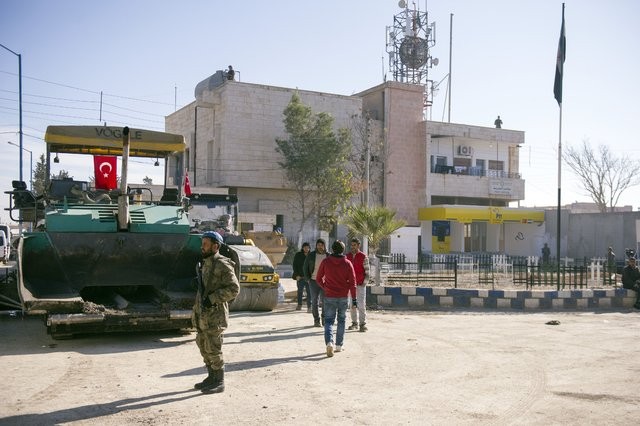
[453,157,471,174]
[469,159,485,176]
[488,160,504,177]
[432,155,452,174]
[239,222,254,232]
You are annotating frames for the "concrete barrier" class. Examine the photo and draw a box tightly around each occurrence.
[367,286,638,310]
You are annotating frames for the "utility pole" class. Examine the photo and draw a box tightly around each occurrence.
[0,43,23,182]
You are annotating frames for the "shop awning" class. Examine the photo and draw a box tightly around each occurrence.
[418,205,544,224]
[45,126,185,158]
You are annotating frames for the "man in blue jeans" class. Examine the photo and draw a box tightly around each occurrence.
[303,239,328,327]
[316,240,357,357]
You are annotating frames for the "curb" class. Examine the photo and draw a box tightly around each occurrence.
[367,286,638,310]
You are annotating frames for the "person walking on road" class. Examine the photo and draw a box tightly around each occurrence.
[303,238,328,327]
[622,255,640,309]
[192,231,240,394]
[347,238,370,332]
[317,240,357,357]
[293,242,311,312]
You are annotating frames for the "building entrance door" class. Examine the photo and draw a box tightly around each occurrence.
[464,222,487,252]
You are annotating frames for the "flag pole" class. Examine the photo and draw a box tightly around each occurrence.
[554,3,566,290]
[557,101,562,290]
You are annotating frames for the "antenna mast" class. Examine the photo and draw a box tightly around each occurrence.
[385,0,438,113]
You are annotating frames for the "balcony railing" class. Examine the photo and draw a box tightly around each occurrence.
[431,165,521,179]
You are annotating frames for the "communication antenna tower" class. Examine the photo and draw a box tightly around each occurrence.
[386,1,438,110]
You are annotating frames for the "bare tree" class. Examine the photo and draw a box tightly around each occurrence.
[348,112,385,207]
[563,139,640,212]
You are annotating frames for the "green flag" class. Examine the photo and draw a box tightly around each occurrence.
[554,4,566,105]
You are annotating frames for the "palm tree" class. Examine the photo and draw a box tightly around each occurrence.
[341,205,406,257]
[342,205,406,286]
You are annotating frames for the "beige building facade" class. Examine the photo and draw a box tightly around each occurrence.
[165,73,542,255]
[165,73,361,239]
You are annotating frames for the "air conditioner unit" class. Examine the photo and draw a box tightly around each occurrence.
[458,145,473,156]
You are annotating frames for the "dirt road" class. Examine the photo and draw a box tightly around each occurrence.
[1,305,639,425]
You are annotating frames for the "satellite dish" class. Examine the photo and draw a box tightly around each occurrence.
[432,57,439,66]
[398,0,406,8]
[399,37,429,69]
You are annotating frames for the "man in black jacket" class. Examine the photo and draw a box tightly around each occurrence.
[622,256,640,309]
[293,242,311,311]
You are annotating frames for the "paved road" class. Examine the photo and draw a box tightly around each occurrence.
[1,304,639,425]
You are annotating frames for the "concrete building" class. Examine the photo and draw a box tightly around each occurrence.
[165,72,544,256]
[165,71,361,239]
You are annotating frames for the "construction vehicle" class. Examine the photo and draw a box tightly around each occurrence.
[188,196,281,311]
[242,230,287,266]
[4,125,278,338]
[189,200,287,267]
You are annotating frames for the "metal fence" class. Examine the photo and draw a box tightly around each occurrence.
[377,253,619,290]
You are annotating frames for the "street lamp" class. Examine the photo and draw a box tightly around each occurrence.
[8,141,32,190]
[0,43,24,183]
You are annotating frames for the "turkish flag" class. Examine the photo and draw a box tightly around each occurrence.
[94,156,117,190]
[184,171,192,196]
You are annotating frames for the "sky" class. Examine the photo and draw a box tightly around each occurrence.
[1,0,639,225]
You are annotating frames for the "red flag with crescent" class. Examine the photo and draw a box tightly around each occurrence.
[184,171,192,196]
[94,155,117,190]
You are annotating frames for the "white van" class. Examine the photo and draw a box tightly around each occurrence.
[0,230,8,263]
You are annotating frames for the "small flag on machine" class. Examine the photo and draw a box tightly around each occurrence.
[184,171,192,196]
[93,155,117,190]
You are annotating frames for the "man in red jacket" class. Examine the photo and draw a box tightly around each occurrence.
[317,240,357,357]
[346,238,370,332]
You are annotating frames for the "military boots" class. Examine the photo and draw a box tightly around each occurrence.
[201,367,225,394]
[194,365,216,390]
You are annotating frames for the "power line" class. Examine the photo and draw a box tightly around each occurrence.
[0,90,169,118]
[0,69,99,94]
[102,92,174,107]
[0,104,165,126]
[0,104,98,121]
[0,88,97,103]
[0,96,100,112]
[101,109,164,124]
[101,102,166,117]
[1,71,172,130]
[1,69,175,106]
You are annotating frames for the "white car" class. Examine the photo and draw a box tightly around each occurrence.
[0,230,9,263]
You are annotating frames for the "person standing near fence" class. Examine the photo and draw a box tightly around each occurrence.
[622,256,640,309]
[316,240,357,357]
[607,247,616,272]
[542,243,551,266]
[347,238,370,332]
[303,238,328,327]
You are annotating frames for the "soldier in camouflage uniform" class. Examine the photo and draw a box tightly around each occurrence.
[192,231,240,394]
